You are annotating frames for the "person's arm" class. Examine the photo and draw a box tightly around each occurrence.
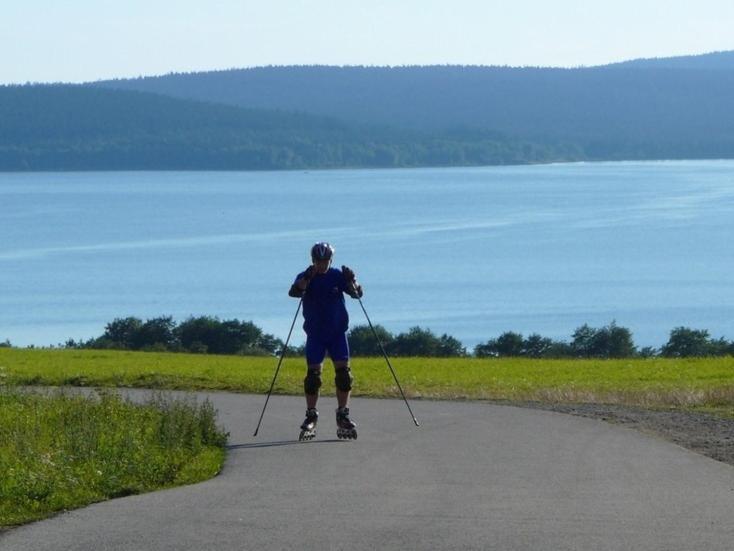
[288,266,315,297]
[341,265,363,299]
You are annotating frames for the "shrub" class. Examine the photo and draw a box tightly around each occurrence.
[101,317,143,349]
[348,324,394,356]
[437,333,467,357]
[132,316,176,350]
[522,333,556,358]
[176,316,257,355]
[475,332,569,358]
[387,326,464,357]
[572,321,636,358]
[660,327,732,357]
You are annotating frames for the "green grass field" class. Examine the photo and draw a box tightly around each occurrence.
[2,348,733,414]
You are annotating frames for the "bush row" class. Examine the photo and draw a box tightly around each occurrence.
[5,318,734,359]
[65,316,283,356]
[473,323,734,359]
[345,322,734,359]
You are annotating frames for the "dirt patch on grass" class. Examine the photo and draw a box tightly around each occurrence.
[503,401,734,467]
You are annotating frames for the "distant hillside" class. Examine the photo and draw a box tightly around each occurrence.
[92,53,734,160]
[609,50,734,70]
[5,51,734,171]
[0,85,574,170]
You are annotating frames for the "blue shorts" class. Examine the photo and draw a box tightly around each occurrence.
[305,332,350,365]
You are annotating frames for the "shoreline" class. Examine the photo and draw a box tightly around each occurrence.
[2,158,734,175]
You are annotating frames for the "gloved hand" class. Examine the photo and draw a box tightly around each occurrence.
[342,265,356,283]
[303,265,316,281]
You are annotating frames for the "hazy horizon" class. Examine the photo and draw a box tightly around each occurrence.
[3,0,733,85]
[3,49,731,88]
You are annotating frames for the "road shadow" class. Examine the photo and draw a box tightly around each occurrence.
[227,439,345,450]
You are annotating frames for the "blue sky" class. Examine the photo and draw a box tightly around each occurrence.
[2,0,733,84]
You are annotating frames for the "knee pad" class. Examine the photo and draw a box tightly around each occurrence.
[304,369,322,395]
[334,367,353,392]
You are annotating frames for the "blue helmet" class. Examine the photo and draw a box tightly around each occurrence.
[311,242,334,261]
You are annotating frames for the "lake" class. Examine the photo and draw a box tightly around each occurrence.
[1,161,733,350]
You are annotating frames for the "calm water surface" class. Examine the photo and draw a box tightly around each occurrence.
[1,161,733,349]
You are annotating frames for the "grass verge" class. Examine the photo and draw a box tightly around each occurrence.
[0,385,228,528]
[1,348,733,416]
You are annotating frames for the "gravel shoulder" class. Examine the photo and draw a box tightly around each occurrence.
[500,400,734,467]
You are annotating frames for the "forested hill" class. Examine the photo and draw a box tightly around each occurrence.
[0,85,574,170]
[91,52,734,161]
[4,51,734,171]
[609,50,734,70]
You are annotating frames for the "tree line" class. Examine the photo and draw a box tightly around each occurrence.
[0,84,574,171]
[65,316,283,356]
[472,323,734,359]
[43,317,734,359]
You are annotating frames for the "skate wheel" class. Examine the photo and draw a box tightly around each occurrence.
[337,428,356,440]
[299,430,316,441]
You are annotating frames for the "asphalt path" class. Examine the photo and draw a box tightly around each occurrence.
[2,391,734,550]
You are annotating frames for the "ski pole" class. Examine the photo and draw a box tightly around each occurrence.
[253,299,302,437]
[356,296,420,427]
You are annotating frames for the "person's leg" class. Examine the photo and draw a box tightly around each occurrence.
[331,334,357,438]
[304,336,327,409]
[333,360,351,408]
[331,333,352,409]
[304,365,322,409]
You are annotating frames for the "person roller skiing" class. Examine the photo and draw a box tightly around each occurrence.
[289,242,363,441]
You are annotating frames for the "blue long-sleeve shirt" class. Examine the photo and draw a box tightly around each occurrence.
[293,268,350,337]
